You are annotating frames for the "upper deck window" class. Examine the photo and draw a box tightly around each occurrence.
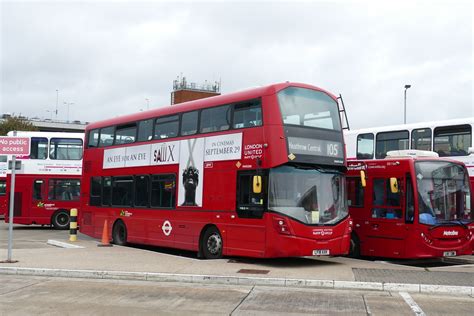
[115,124,136,145]
[30,137,48,159]
[277,87,341,131]
[181,111,199,136]
[99,126,115,147]
[375,130,409,159]
[50,138,83,160]
[411,128,432,151]
[87,129,99,148]
[233,100,262,129]
[137,119,153,142]
[154,115,179,139]
[357,133,374,159]
[434,124,471,157]
[200,105,231,133]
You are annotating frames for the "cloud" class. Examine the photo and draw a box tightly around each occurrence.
[0,0,472,128]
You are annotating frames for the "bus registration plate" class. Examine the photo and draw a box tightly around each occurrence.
[313,249,330,256]
[443,251,456,257]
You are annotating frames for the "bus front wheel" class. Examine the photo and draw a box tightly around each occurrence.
[51,210,70,230]
[201,226,223,259]
[349,233,361,258]
[112,220,128,246]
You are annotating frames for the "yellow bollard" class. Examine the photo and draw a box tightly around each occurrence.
[69,208,78,242]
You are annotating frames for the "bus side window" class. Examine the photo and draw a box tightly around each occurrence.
[411,128,431,151]
[151,174,176,209]
[236,172,264,219]
[434,124,471,157]
[112,177,134,207]
[0,179,6,195]
[99,126,115,147]
[375,130,409,159]
[90,177,102,206]
[181,111,199,136]
[102,177,112,206]
[233,100,262,129]
[134,175,150,207]
[405,175,414,223]
[87,129,99,148]
[137,119,154,142]
[347,177,364,207]
[356,133,374,159]
[33,180,43,200]
[200,105,230,133]
[154,115,179,139]
[372,178,402,219]
[115,124,137,145]
[30,137,48,159]
[50,138,83,160]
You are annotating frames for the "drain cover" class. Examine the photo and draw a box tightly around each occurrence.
[237,269,270,275]
[388,258,468,268]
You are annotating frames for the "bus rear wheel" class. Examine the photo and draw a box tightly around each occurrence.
[201,226,223,259]
[52,210,70,230]
[112,221,127,246]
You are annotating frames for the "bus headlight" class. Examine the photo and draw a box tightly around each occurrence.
[273,217,291,235]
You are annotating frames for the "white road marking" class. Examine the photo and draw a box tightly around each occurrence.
[47,240,84,249]
[399,291,426,316]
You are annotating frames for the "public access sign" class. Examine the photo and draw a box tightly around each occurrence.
[0,137,30,156]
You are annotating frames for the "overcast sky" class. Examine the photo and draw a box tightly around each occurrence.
[1,0,472,129]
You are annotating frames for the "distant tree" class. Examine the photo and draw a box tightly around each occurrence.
[0,117,38,136]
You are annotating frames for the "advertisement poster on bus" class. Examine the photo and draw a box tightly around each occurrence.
[178,138,204,207]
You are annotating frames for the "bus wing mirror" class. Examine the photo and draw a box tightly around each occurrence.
[360,170,366,187]
[390,177,399,193]
[253,175,262,194]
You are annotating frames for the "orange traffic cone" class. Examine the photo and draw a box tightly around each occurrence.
[97,219,113,247]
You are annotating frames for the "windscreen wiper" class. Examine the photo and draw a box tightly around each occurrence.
[429,220,468,231]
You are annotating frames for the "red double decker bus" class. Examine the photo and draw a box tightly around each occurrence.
[79,82,352,259]
[4,131,83,229]
[347,151,473,259]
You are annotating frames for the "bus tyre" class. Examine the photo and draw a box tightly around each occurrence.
[201,226,223,259]
[349,233,361,258]
[112,221,127,246]
[52,210,70,230]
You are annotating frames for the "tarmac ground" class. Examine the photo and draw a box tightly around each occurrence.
[1,275,474,315]
[0,222,474,296]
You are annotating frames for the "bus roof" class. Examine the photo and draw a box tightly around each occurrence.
[345,117,474,136]
[7,131,84,139]
[86,82,338,131]
[386,150,439,158]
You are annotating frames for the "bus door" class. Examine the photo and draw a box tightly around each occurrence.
[365,176,407,257]
[0,179,7,216]
[225,171,266,257]
[31,178,45,219]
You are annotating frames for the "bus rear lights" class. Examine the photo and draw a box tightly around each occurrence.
[420,232,433,244]
[273,218,291,235]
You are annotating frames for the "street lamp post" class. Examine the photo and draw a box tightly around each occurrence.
[63,102,74,122]
[145,98,150,110]
[404,84,411,124]
[55,89,59,120]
